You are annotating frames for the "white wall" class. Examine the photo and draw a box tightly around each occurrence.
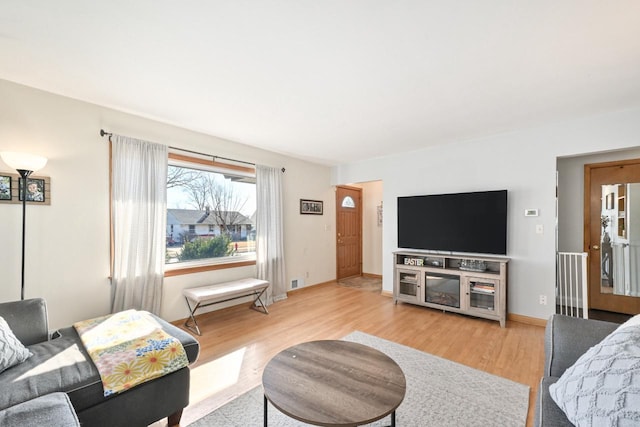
[0,79,336,329]
[333,106,640,320]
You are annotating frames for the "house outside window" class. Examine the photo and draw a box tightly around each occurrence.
[165,152,257,274]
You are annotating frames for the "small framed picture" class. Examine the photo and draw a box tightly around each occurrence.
[0,175,11,201]
[19,177,46,202]
[300,199,323,215]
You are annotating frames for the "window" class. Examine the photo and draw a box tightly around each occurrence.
[165,153,256,275]
[342,196,356,208]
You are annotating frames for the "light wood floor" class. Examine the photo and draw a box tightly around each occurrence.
[169,282,545,427]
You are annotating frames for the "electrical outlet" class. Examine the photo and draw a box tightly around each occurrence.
[539,294,547,305]
[305,271,309,278]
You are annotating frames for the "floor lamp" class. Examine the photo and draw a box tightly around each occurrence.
[0,151,48,300]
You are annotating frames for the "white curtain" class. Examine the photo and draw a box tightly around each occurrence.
[111,135,168,314]
[256,165,287,303]
[612,244,627,296]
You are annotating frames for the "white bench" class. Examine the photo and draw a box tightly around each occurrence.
[182,278,270,335]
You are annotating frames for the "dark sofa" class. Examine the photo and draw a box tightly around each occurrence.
[0,298,200,426]
[535,314,618,427]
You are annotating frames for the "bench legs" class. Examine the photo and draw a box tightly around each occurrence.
[183,287,270,336]
[184,298,202,336]
[251,286,269,315]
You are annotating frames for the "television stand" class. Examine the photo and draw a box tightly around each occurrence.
[393,251,509,327]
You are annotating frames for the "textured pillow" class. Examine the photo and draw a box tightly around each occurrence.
[549,323,640,426]
[616,313,640,331]
[0,316,32,373]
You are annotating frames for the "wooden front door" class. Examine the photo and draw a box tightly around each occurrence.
[585,159,640,314]
[336,186,362,280]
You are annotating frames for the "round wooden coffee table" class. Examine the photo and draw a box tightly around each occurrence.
[262,340,406,426]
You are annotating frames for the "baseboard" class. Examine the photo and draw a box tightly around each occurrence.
[290,277,384,294]
[381,290,393,298]
[507,313,547,327]
[287,280,335,293]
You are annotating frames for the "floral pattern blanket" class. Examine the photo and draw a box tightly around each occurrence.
[74,309,189,396]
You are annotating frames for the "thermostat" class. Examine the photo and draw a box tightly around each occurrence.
[524,209,539,217]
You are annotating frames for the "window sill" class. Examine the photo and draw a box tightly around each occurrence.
[164,257,256,277]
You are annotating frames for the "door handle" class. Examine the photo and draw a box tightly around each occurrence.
[592,245,600,250]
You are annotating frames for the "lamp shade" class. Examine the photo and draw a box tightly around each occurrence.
[0,151,48,172]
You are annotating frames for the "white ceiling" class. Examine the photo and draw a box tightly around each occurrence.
[1,1,640,166]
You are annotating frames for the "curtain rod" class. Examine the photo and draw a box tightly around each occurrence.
[100,129,286,172]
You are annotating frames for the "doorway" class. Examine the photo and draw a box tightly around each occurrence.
[585,158,640,314]
[336,185,362,280]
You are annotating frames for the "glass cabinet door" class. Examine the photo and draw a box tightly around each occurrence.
[396,269,420,301]
[467,278,498,312]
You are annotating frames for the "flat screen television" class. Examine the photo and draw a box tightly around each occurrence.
[397,190,507,255]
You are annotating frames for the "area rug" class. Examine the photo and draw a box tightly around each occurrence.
[188,331,529,426]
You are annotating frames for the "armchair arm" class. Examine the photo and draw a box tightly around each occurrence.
[0,298,49,346]
[544,314,618,377]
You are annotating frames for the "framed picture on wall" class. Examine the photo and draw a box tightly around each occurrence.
[300,199,323,215]
[19,177,46,202]
[0,175,11,201]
